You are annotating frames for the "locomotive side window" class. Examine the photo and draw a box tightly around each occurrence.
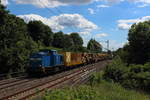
[30,58,42,61]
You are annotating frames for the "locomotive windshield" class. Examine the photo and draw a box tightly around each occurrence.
[30,57,42,67]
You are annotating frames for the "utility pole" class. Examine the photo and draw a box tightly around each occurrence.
[99,40,110,52]
[106,40,109,52]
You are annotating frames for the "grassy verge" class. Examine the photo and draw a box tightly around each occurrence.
[39,46,62,51]
[37,72,150,100]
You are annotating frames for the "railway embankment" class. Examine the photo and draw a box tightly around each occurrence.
[38,59,150,100]
[0,60,110,100]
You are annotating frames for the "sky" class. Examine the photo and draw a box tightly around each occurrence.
[1,0,150,51]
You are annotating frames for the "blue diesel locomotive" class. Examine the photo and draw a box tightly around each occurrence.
[28,49,63,74]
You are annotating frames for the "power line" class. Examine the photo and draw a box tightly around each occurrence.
[55,7,77,32]
[38,0,77,33]
[99,40,109,51]
[39,0,58,15]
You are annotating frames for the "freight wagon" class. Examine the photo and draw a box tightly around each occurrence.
[28,49,108,74]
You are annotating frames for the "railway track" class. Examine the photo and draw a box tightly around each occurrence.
[0,72,26,82]
[0,78,21,86]
[0,78,36,92]
[0,76,26,86]
[0,60,110,100]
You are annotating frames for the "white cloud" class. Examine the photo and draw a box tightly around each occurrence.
[80,33,108,49]
[79,31,91,35]
[13,0,93,8]
[12,0,150,8]
[100,40,125,51]
[1,0,8,6]
[88,8,95,14]
[18,13,98,32]
[18,14,64,31]
[137,4,148,7]
[97,4,110,8]
[95,33,108,38]
[81,33,124,51]
[96,0,150,4]
[117,16,150,30]
[95,0,121,3]
[18,13,99,46]
[11,0,150,8]
[128,0,150,4]
[118,23,132,30]
[105,0,122,4]
[96,0,150,7]
[108,40,125,50]
[128,0,150,7]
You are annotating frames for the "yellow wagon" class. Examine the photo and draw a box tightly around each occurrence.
[60,52,83,67]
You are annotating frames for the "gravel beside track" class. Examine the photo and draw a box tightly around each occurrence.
[0,60,110,100]
[0,76,26,86]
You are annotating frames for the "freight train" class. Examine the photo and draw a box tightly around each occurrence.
[28,49,109,74]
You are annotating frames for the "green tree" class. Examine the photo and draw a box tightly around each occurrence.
[52,32,86,52]
[52,31,64,48]
[128,21,150,64]
[27,21,53,46]
[63,34,74,49]
[70,33,83,46]
[87,39,102,53]
[115,44,130,64]
[0,4,38,74]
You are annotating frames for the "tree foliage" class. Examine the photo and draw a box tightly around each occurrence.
[0,5,38,74]
[52,32,86,52]
[108,21,150,92]
[115,21,150,64]
[63,34,74,49]
[87,39,102,53]
[27,21,53,46]
[114,44,130,64]
[128,22,150,64]
[70,33,83,46]
[52,31,65,48]
[104,57,150,92]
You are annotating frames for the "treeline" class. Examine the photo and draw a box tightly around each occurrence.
[0,2,102,74]
[104,21,150,93]
[0,4,38,74]
[27,21,86,52]
[27,21,102,53]
[115,21,150,64]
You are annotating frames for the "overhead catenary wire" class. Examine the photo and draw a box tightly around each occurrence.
[39,0,58,15]
[99,40,109,51]
[38,0,76,33]
[39,0,109,51]
[54,7,77,33]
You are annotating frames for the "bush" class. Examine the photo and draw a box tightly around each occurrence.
[104,56,128,83]
[89,71,104,86]
[104,57,150,92]
[40,81,150,100]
